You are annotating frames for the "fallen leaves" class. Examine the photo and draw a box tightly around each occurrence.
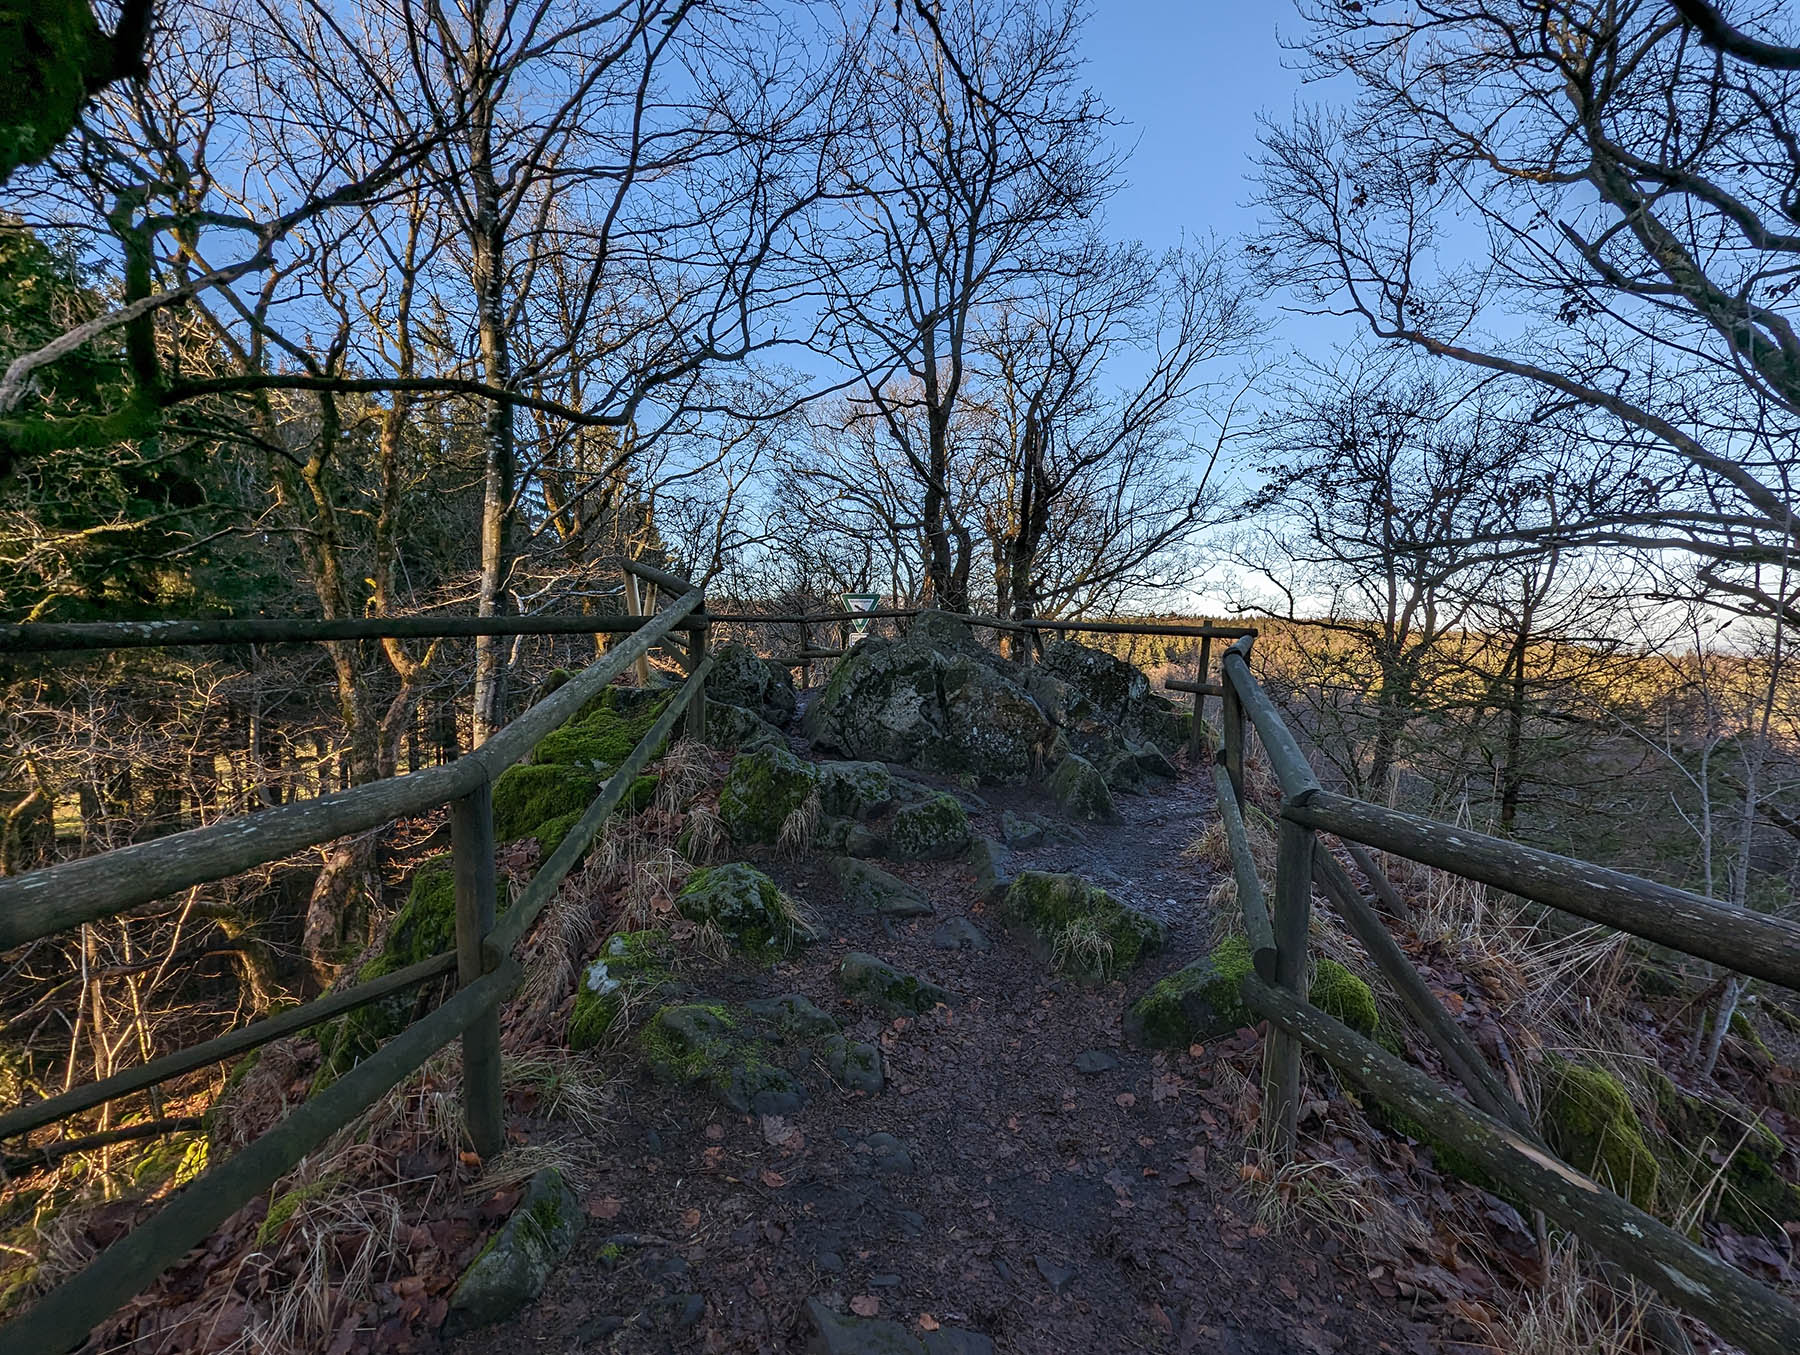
[758,1167,787,1189]
[850,1294,880,1317]
[917,1313,940,1331]
[585,1195,622,1221]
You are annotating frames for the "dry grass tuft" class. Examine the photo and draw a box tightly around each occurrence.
[1473,1241,1658,1355]
[1183,819,1232,870]
[655,740,712,813]
[617,846,689,931]
[1050,914,1116,979]
[777,787,822,858]
[682,803,728,866]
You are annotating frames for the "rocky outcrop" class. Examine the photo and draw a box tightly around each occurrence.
[801,611,1184,794]
[707,642,797,728]
[718,745,819,844]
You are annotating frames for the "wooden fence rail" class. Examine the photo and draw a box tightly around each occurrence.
[1211,645,1800,1355]
[0,578,713,1353]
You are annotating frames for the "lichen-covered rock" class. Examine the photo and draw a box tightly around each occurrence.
[1651,1073,1800,1233]
[446,1167,582,1333]
[704,700,786,753]
[802,613,1055,784]
[675,862,811,952]
[638,1002,806,1114]
[1047,754,1120,824]
[1124,935,1378,1048]
[837,951,952,1015]
[718,744,819,843]
[829,856,932,917]
[708,642,797,728]
[1039,640,1148,723]
[568,930,678,1050]
[1000,870,1164,980]
[493,763,600,843]
[1540,1057,1660,1210]
[886,792,971,860]
[1000,810,1047,848]
[817,760,895,819]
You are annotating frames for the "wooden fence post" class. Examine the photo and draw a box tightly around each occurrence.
[1264,817,1315,1157]
[685,615,709,742]
[451,784,503,1159]
[624,576,652,686]
[1188,635,1213,762]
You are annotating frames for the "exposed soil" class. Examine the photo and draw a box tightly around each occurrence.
[452,758,1441,1355]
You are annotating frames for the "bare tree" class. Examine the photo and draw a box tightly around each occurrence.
[1255,0,1800,634]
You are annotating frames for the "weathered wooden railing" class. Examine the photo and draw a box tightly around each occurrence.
[0,560,710,1352]
[1211,636,1800,1355]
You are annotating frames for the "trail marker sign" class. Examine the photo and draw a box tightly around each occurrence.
[842,593,881,637]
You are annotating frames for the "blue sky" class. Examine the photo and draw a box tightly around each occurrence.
[1083,4,1306,255]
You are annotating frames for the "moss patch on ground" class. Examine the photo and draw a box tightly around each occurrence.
[1001,870,1165,980]
[1541,1057,1660,1211]
[493,763,600,843]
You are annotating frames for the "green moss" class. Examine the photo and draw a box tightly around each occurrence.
[597,1241,626,1266]
[718,744,818,843]
[637,1001,806,1114]
[567,930,676,1050]
[534,810,584,858]
[1002,870,1166,978]
[131,1132,207,1190]
[1651,1072,1800,1234]
[837,951,952,1015]
[535,690,670,768]
[886,792,971,860]
[676,862,809,953]
[1126,934,1377,1047]
[493,763,599,843]
[257,1178,342,1247]
[1541,1057,1660,1210]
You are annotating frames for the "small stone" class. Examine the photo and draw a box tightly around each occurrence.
[837,952,953,1015]
[823,1034,885,1094]
[931,917,990,952]
[806,1296,927,1355]
[1073,1049,1119,1075]
[1000,809,1045,848]
[1034,1255,1077,1295]
[830,856,933,918]
[864,1131,915,1175]
[870,1272,902,1287]
[817,1250,844,1273]
[965,837,1011,900]
[923,1331,997,1355]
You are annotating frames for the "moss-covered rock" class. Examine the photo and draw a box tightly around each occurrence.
[815,815,885,857]
[675,862,811,952]
[493,763,599,843]
[1540,1057,1660,1210]
[706,700,786,753]
[828,856,932,917]
[568,930,678,1050]
[836,951,952,1015]
[1124,935,1378,1048]
[745,992,840,1040]
[708,643,798,728]
[821,1033,884,1094]
[817,760,895,819]
[446,1167,583,1333]
[1047,753,1120,824]
[718,744,819,843]
[533,689,670,767]
[638,1002,807,1114]
[1001,870,1165,980]
[885,792,970,861]
[1651,1073,1800,1234]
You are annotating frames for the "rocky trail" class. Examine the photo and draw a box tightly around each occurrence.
[452,755,1437,1355]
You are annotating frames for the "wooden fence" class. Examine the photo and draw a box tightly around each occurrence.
[1210,636,1800,1355]
[0,561,710,1353]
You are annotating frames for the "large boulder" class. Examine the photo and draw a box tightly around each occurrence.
[708,643,797,728]
[676,862,814,952]
[802,612,1056,784]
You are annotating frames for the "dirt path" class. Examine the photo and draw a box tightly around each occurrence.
[455,760,1439,1355]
